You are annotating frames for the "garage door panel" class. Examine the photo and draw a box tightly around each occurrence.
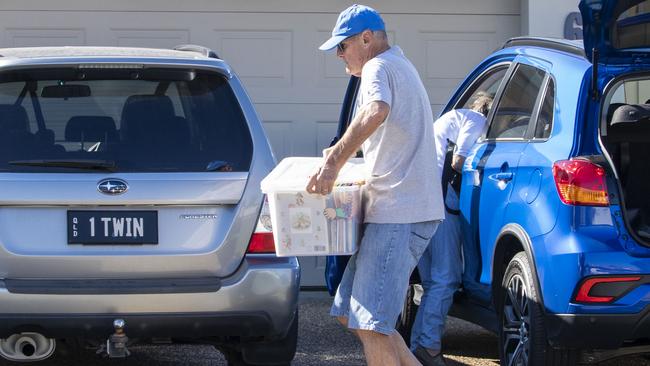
[5,28,86,47]
[257,104,341,158]
[424,36,494,79]
[262,121,294,161]
[421,33,496,104]
[316,121,338,154]
[111,29,190,48]
[215,30,293,87]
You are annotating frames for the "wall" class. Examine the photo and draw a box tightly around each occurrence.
[522,0,580,38]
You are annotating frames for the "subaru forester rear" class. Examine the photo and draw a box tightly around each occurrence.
[0,45,299,365]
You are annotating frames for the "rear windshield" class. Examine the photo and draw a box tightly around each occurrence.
[0,67,252,172]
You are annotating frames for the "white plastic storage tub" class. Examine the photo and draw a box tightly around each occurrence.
[260,157,365,257]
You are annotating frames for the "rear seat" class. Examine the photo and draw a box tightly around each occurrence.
[0,104,36,155]
[120,95,190,151]
[65,116,118,143]
[607,103,650,214]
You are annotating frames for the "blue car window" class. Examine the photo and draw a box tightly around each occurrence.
[457,66,508,111]
[487,64,546,140]
[534,78,555,139]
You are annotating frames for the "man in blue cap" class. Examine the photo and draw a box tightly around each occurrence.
[307,4,444,366]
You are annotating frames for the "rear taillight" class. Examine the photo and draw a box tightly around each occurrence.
[552,159,609,206]
[247,196,276,254]
[574,276,642,304]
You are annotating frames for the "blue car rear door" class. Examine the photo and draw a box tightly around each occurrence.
[461,61,548,301]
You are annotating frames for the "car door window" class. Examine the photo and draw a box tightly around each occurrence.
[534,78,554,139]
[487,64,546,140]
[455,65,509,111]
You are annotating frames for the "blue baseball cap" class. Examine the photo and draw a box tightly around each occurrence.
[319,4,385,51]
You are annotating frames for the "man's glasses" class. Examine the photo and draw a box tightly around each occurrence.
[337,34,359,53]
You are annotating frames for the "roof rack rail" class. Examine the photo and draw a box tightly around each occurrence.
[173,44,219,59]
[502,37,585,57]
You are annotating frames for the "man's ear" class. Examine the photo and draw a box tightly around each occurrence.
[361,30,372,45]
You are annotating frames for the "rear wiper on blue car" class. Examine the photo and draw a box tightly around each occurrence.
[9,159,117,171]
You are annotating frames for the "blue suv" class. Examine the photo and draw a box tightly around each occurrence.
[328,0,650,364]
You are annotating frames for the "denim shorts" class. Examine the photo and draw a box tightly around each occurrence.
[330,220,439,335]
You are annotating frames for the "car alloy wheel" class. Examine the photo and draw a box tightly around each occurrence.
[502,272,530,366]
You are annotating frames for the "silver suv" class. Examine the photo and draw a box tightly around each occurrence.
[0,45,299,365]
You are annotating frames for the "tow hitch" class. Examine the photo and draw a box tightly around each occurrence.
[97,319,130,358]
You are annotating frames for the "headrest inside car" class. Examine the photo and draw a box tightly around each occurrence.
[65,116,118,142]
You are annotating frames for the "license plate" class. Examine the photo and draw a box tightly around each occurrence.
[67,211,158,244]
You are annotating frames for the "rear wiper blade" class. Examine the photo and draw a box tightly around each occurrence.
[9,159,117,171]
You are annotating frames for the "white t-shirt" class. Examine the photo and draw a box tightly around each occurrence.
[356,46,444,224]
[433,109,486,178]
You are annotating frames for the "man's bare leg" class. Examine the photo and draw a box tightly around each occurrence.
[389,330,422,365]
[337,317,420,366]
[357,329,400,366]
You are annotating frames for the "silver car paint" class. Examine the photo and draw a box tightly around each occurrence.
[0,256,299,335]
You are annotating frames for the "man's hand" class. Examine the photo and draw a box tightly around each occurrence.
[451,154,466,173]
[306,162,340,195]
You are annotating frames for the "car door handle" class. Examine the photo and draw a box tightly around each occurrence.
[493,172,514,182]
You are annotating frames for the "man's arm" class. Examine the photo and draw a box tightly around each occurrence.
[306,100,389,195]
[452,113,486,173]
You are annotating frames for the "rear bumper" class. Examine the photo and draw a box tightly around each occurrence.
[0,255,300,339]
[0,312,276,339]
[546,308,650,349]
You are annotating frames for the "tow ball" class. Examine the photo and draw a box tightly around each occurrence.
[98,319,130,358]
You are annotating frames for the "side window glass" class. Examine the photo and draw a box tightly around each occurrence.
[457,66,508,111]
[535,79,554,139]
[487,64,546,140]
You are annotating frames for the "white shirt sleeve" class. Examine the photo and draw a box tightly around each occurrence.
[455,111,486,157]
[359,59,392,108]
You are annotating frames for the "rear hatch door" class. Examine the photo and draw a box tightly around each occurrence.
[0,61,271,279]
[581,0,650,63]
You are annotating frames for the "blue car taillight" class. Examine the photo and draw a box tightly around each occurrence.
[574,276,642,304]
[553,158,609,206]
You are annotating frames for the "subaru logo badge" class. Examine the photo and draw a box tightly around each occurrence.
[97,179,128,195]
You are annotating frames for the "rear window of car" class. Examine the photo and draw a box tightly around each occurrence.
[0,67,252,172]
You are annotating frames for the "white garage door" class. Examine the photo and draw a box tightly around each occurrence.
[0,0,520,287]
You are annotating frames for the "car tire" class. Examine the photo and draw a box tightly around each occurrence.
[498,252,578,366]
[222,312,297,366]
[396,283,418,345]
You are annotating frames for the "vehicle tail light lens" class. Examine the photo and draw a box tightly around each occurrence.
[574,276,642,303]
[247,232,275,253]
[247,196,276,254]
[552,159,609,206]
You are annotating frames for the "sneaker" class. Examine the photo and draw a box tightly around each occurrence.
[413,346,447,366]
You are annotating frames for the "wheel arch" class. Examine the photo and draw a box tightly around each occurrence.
[491,223,546,315]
